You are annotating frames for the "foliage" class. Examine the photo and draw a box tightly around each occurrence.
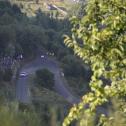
[30,75,70,126]
[102,98,126,126]
[67,0,86,17]
[67,77,89,96]
[3,69,13,82]
[61,55,85,77]
[0,102,40,126]
[0,25,16,55]
[0,0,88,96]
[52,49,90,97]
[0,1,93,125]
[0,1,71,58]
[0,70,4,81]
[35,68,54,90]
[61,54,91,96]
[63,0,126,125]
[33,101,68,126]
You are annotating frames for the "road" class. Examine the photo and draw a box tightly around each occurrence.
[16,55,80,104]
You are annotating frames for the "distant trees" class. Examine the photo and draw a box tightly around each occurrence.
[0,68,13,82]
[3,69,13,82]
[0,25,16,56]
[35,69,54,90]
[61,54,90,96]
[0,0,89,97]
[61,55,84,77]
[0,2,70,59]
[17,25,48,57]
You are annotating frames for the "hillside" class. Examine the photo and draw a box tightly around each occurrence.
[9,0,73,17]
[0,1,90,125]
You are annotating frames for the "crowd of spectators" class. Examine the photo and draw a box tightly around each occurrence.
[0,54,23,70]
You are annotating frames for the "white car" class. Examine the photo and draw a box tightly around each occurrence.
[19,72,28,77]
[41,55,45,58]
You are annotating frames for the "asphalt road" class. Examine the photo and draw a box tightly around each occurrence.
[16,55,80,104]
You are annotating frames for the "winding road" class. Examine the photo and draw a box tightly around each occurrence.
[16,54,80,104]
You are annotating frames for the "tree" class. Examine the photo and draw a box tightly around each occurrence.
[0,25,16,55]
[35,69,54,90]
[3,69,13,82]
[63,0,126,126]
[61,55,84,77]
[17,25,47,57]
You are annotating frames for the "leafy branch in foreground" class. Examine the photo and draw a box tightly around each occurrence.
[63,0,126,126]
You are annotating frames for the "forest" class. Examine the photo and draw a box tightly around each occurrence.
[1,0,126,126]
[0,0,89,126]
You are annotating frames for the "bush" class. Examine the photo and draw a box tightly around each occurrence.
[35,68,54,90]
[0,70,4,81]
[61,55,85,77]
[3,69,13,82]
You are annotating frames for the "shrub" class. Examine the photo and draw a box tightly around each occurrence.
[35,68,54,90]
